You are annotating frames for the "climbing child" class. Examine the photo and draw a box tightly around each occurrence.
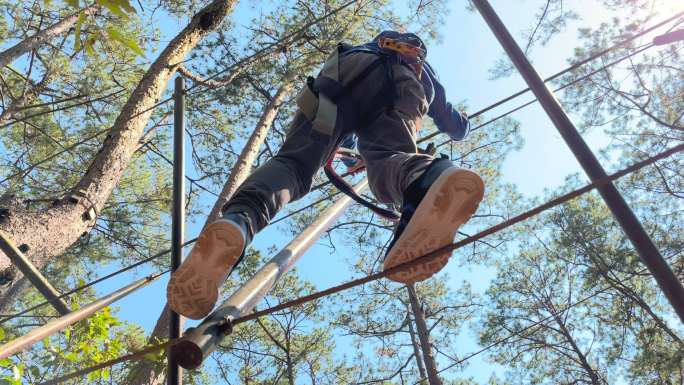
[167,31,485,319]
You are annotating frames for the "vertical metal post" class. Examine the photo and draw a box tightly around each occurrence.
[172,178,369,369]
[169,77,185,385]
[0,231,70,315]
[472,0,684,324]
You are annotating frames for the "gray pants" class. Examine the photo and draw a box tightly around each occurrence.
[224,52,435,235]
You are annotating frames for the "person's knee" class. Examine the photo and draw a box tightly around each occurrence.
[271,156,318,200]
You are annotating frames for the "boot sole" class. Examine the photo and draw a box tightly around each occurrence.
[383,168,484,284]
[167,220,245,320]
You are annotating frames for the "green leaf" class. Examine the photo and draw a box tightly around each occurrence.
[97,0,129,18]
[105,27,145,57]
[11,366,19,381]
[0,327,5,340]
[73,12,87,52]
[65,0,79,7]
[29,366,40,378]
[85,35,97,56]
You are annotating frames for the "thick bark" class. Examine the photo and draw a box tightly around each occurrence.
[126,77,294,384]
[406,284,442,385]
[125,305,170,385]
[0,7,98,69]
[406,305,428,382]
[0,0,238,299]
[0,277,29,314]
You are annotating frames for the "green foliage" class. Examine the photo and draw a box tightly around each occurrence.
[45,0,144,57]
[209,249,355,384]
[2,0,681,384]
[0,284,145,384]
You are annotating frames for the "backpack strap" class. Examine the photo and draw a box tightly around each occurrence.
[295,43,396,144]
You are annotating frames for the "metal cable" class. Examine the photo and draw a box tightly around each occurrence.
[418,11,684,144]
[35,143,684,385]
[4,4,680,334]
[0,240,196,326]
[2,29,671,325]
[434,43,656,150]
[232,143,684,323]
[15,10,684,385]
[36,338,180,385]
[0,0,363,326]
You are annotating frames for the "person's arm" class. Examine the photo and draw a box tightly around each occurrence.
[424,62,470,141]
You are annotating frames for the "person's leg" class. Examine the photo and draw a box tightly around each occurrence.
[168,112,340,319]
[352,59,485,284]
[222,113,339,235]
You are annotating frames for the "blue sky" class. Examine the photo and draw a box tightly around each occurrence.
[69,0,684,382]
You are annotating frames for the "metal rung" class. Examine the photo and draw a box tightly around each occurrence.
[0,231,70,316]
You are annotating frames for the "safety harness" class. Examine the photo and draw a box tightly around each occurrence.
[295,37,427,222]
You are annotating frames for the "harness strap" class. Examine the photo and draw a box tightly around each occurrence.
[296,44,397,143]
[294,44,344,142]
[294,43,404,221]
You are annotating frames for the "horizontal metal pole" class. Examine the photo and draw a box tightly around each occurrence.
[473,0,684,324]
[0,231,70,315]
[0,274,160,360]
[172,178,368,369]
[654,29,684,45]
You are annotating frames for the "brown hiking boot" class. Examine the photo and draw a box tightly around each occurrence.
[167,213,250,319]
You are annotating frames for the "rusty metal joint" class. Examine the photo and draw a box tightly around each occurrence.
[217,317,234,335]
[68,189,98,221]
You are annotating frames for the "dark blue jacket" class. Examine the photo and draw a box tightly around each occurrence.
[345,31,470,143]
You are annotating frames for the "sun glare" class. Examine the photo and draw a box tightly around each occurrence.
[661,0,684,13]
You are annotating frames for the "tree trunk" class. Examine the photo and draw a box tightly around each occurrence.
[0,277,29,314]
[124,306,170,385]
[0,6,98,69]
[406,304,428,382]
[548,300,601,385]
[204,75,295,224]
[285,338,295,385]
[0,0,238,304]
[126,77,295,385]
[406,284,442,385]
